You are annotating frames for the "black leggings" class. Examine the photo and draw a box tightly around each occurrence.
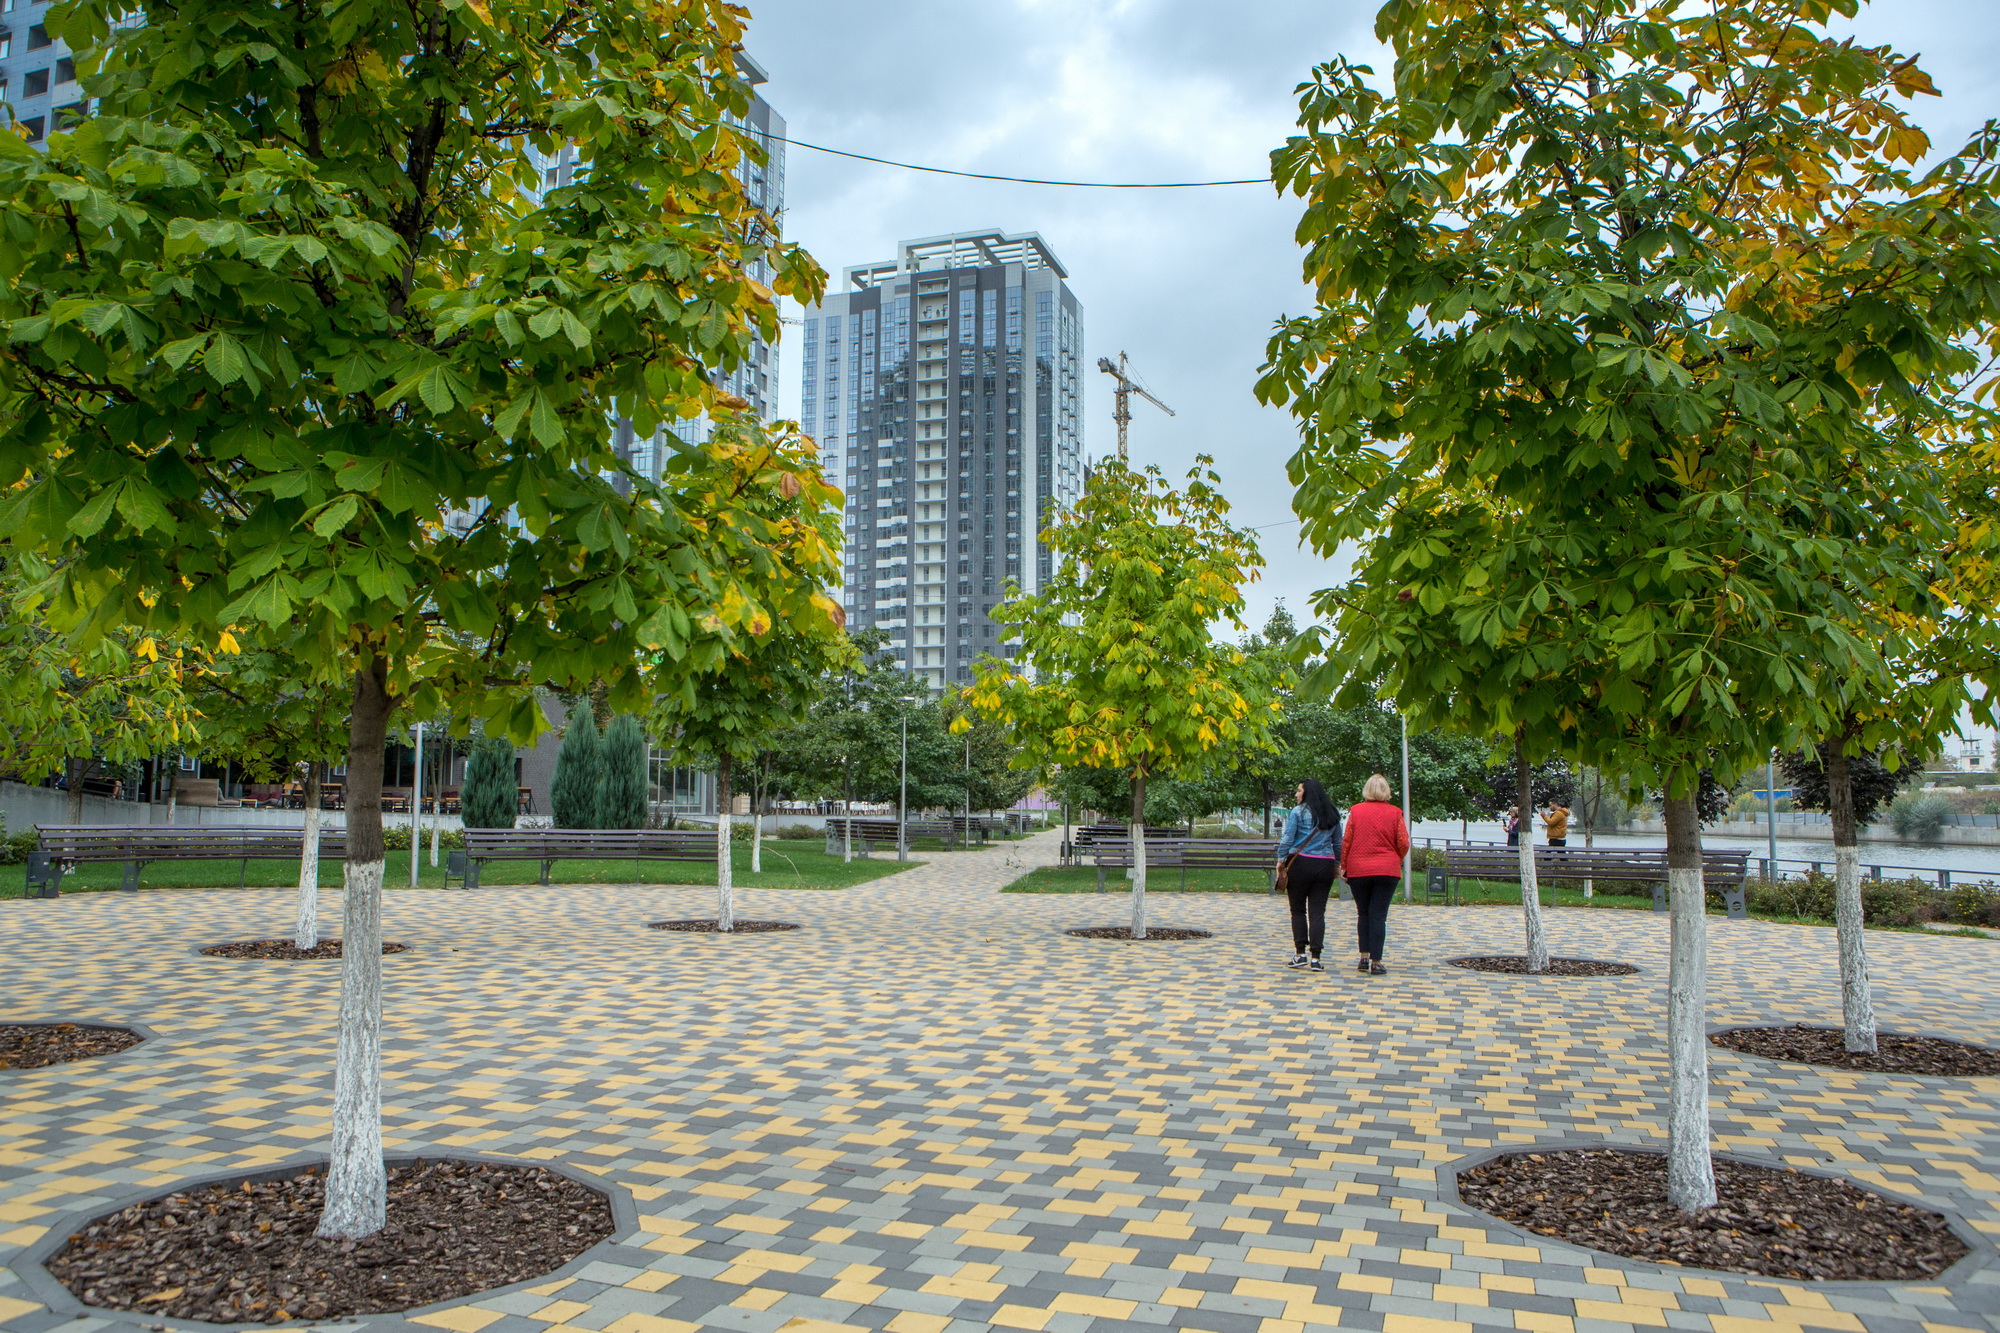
[1285,857,1339,956]
[1348,875,1398,960]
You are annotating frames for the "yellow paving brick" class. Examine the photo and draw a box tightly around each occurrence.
[1398,1249,1454,1270]
[1339,1273,1396,1296]
[1051,1292,1139,1320]
[1282,1302,1349,1327]
[528,1301,592,1324]
[0,1298,43,1322]
[1622,1289,1679,1310]
[1061,1241,1138,1264]
[1512,1313,1575,1333]
[625,1272,676,1293]
[732,1288,786,1312]
[822,1281,888,1305]
[1680,1280,1728,1300]
[1237,1279,1319,1304]
[1482,1275,1537,1295]
[602,1316,702,1333]
[918,1274,1007,1302]
[719,1213,790,1235]
[1160,1287,1207,1309]
[885,1316,951,1333]
[1435,1286,1489,1307]
[1761,1309,1865,1332]
[989,1305,1052,1331]
[772,1320,871,1333]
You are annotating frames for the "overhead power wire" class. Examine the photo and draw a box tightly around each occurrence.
[766,131,1268,188]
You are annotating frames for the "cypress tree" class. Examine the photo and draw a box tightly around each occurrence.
[551,712,602,828]
[459,737,519,829]
[597,715,649,829]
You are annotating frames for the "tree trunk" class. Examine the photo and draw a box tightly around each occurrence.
[165,767,179,824]
[66,756,89,824]
[1662,788,1716,1212]
[429,744,443,867]
[715,753,734,931]
[1515,733,1548,971]
[750,764,762,875]
[588,679,613,729]
[1827,741,1876,1053]
[1583,770,1600,898]
[1130,771,1148,940]
[842,767,852,863]
[295,763,323,950]
[1261,783,1272,838]
[318,657,392,1240]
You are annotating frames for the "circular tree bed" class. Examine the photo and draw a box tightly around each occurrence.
[1447,956,1639,977]
[1457,1147,1968,1280]
[46,1158,614,1325]
[1065,926,1213,941]
[647,919,799,934]
[1712,1025,2000,1077]
[200,939,410,961]
[0,1023,143,1070]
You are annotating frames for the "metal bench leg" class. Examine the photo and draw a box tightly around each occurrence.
[239,857,248,890]
[1651,883,1668,912]
[1724,888,1747,920]
[467,860,481,890]
[1096,864,1104,893]
[122,860,141,893]
[541,860,553,886]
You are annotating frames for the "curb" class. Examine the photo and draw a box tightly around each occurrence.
[1705,1020,2000,1081]
[0,1018,161,1073]
[1438,1137,1994,1290]
[12,1149,643,1332]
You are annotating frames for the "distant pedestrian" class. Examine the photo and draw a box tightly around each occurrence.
[1543,803,1569,847]
[1342,774,1411,976]
[1274,779,1342,973]
[1504,806,1520,847]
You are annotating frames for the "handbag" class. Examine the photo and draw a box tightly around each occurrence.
[1274,853,1299,894]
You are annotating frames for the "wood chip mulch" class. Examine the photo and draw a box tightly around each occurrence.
[0,1023,142,1070]
[1065,926,1213,941]
[1448,956,1639,976]
[1711,1025,2000,1077]
[646,919,800,933]
[200,940,410,960]
[47,1158,614,1325]
[1458,1148,1968,1280]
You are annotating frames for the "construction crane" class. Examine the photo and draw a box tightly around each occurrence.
[1096,352,1175,460]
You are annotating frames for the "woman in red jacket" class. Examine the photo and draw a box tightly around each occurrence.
[1340,773,1411,975]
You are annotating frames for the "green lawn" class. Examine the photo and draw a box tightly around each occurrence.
[0,844,919,899]
[1007,865,1277,894]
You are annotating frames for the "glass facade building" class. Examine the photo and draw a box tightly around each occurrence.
[802,230,1085,692]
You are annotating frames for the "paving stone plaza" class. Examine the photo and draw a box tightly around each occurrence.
[2,830,1997,1333]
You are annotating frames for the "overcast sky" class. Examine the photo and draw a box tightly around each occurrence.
[746,0,2000,639]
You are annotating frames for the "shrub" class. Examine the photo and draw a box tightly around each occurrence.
[776,823,819,840]
[459,735,519,829]
[1944,881,2000,928]
[1746,871,1944,927]
[551,712,602,829]
[382,825,467,852]
[596,715,648,830]
[1748,872,1836,920]
[0,829,36,864]
[1888,792,1953,842]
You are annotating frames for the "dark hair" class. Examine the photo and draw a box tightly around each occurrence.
[1298,778,1340,833]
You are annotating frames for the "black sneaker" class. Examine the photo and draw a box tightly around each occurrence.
[1286,952,1310,969]
[1307,957,1325,972]
[1369,961,1387,976]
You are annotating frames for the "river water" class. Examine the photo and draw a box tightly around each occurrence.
[1409,819,2000,880]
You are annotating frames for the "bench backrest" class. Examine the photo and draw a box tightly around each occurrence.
[1444,846,1751,886]
[462,828,713,857]
[1091,837,1278,866]
[37,824,345,860]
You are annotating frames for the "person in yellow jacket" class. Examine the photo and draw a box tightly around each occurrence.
[1542,803,1570,847]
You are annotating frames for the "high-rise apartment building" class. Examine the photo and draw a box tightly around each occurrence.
[802,229,1085,691]
[1,0,83,146]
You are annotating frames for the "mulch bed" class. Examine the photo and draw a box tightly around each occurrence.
[1712,1024,2000,1077]
[200,940,410,961]
[0,1023,142,1070]
[47,1158,614,1325]
[1448,955,1639,977]
[1065,926,1213,941]
[1458,1148,1967,1280]
[646,919,799,933]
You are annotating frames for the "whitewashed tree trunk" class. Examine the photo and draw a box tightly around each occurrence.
[1515,735,1549,971]
[1582,770,1600,898]
[318,660,392,1240]
[1662,790,1717,1212]
[294,763,323,950]
[165,769,179,825]
[1827,743,1877,1053]
[716,753,735,931]
[1130,772,1149,940]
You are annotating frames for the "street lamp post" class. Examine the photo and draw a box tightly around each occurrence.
[1766,752,1779,877]
[898,711,909,863]
[409,722,424,888]
[1400,713,1413,901]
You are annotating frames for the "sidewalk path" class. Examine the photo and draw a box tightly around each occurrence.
[2,831,1997,1333]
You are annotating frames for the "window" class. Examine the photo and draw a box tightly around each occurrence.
[27,20,47,46]
[53,100,79,128]
[24,67,47,96]
[55,55,71,82]
[21,115,43,140]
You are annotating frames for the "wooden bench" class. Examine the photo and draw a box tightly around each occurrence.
[454,828,714,888]
[1065,823,1186,864]
[1441,846,1754,916]
[30,824,348,897]
[823,817,964,856]
[1088,836,1282,892]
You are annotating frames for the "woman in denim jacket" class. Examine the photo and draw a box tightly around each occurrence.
[1274,778,1343,971]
